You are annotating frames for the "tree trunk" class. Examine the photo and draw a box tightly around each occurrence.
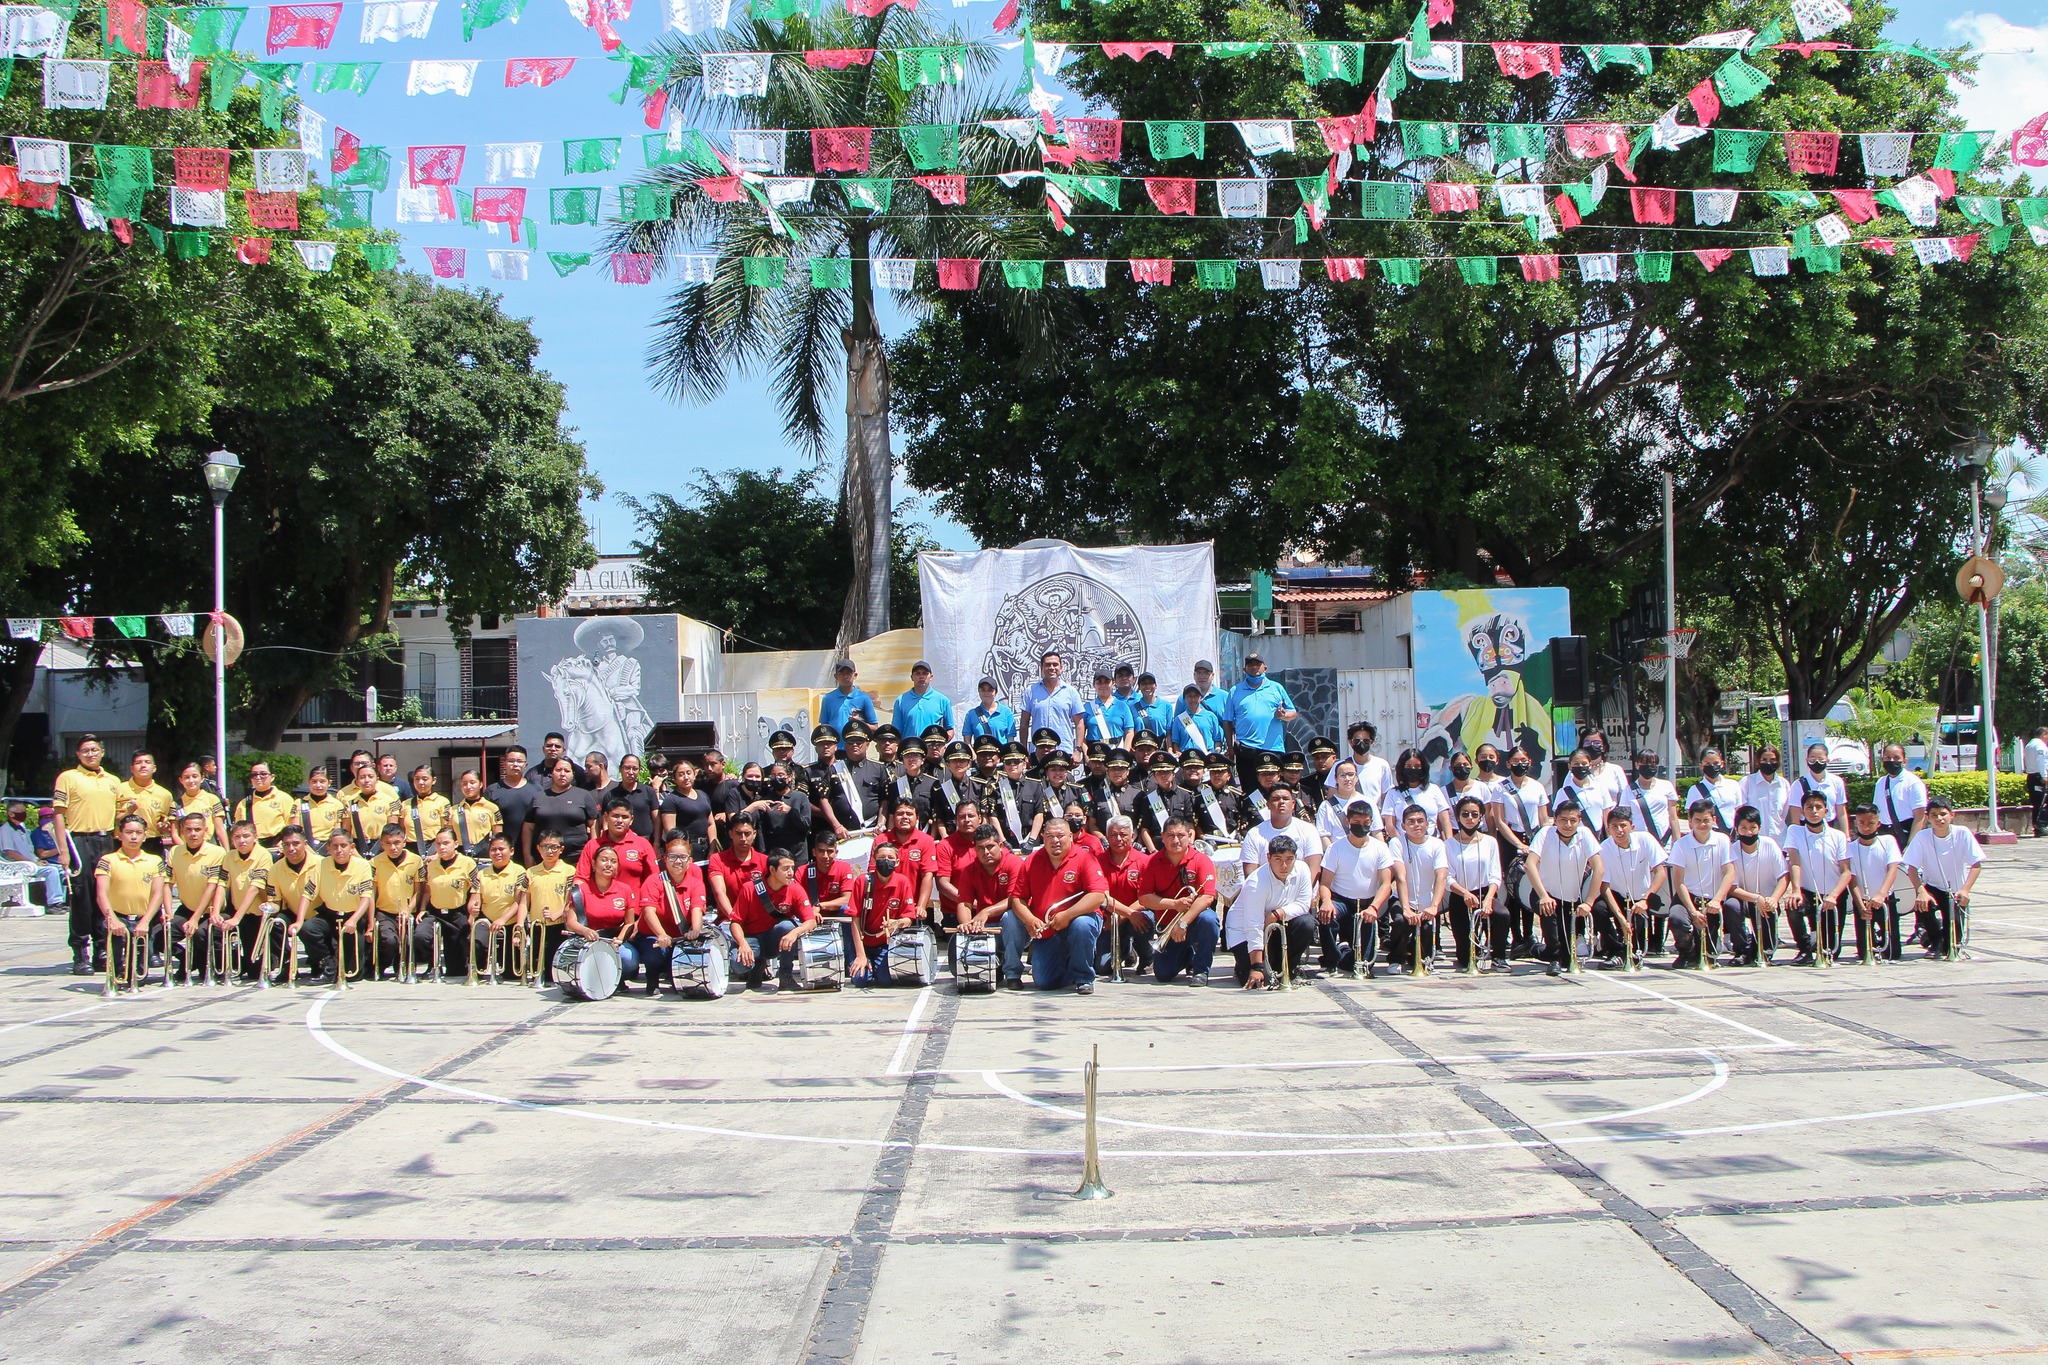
[835,257,893,653]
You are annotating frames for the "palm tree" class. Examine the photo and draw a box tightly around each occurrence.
[621,11,1045,649]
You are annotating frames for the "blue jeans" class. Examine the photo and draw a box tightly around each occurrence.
[852,938,897,986]
[1002,911,1101,989]
[614,939,642,980]
[631,935,672,987]
[1150,907,1220,981]
[733,918,801,983]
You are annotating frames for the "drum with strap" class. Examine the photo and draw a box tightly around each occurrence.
[552,936,622,1001]
[882,923,937,985]
[671,930,731,999]
[953,931,999,993]
[791,927,846,991]
[1202,840,1244,905]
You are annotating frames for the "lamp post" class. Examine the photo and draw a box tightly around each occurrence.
[201,450,241,790]
[1954,431,1999,829]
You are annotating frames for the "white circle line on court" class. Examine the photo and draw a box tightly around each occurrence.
[0,1000,116,1037]
[917,1041,1798,1079]
[302,993,2047,1161]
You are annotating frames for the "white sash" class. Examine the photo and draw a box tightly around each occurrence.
[997,775,1023,839]
[895,773,912,800]
[1179,714,1206,752]
[1147,790,1169,828]
[940,777,961,811]
[1200,786,1228,832]
[1247,788,1268,816]
[1089,699,1109,738]
[834,759,865,823]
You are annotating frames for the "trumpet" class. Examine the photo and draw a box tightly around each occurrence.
[336,918,365,990]
[524,915,549,989]
[256,911,299,988]
[469,917,513,986]
[205,917,243,985]
[1813,893,1836,968]
[104,915,147,997]
[1261,917,1292,990]
[1411,903,1430,978]
[398,914,443,985]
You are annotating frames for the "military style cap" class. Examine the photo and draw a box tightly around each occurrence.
[1256,755,1282,775]
[1106,749,1134,769]
[1206,755,1232,772]
[972,736,1001,754]
[1085,741,1109,761]
[1306,736,1339,757]
[1131,731,1161,749]
[873,724,901,741]
[811,725,839,745]
[920,724,948,742]
[1045,752,1074,771]
[842,721,872,740]
[768,729,796,748]
[1178,750,1206,768]
[1030,727,1060,746]
[944,741,973,761]
[1147,752,1177,773]
[1000,740,1030,760]
[1282,751,1307,771]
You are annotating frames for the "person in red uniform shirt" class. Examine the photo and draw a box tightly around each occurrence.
[931,801,983,928]
[577,798,659,901]
[567,844,642,981]
[1096,814,1153,976]
[725,851,816,988]
[706,814,769,924]
[1002,818,1107,992]
[801,830,862,962]
[878,796,939,919]
[851,844,919,985]
[1138,819,1221,985]
[951,824,1022,935]
[633,836,707,995]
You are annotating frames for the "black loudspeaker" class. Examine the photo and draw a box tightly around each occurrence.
[1549,636,1590,706]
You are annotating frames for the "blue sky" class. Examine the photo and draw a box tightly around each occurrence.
[314,0,2028,554]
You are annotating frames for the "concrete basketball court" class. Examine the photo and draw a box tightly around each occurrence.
[5,849,2048,1364]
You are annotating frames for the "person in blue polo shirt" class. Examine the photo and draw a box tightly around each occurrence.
[1224,653,1298,789]
[891,661,954,739]
[1170,684,1224,753]
[1083,671,1134,748]
[1128,673,1176,741]
[1022,651,1088,752]
[962,678,1017,745]
[1176,660,1227,724]
[820,661,879,736]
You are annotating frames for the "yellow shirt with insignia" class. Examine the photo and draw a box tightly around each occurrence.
[344,780,401,806]
[96,849,162,917]
[369,850,423,915]
[477,864,525,926]
[117,780,178,840]
[423,853,479,912]
[313,854,374,916]
[453,799,502,849]
[346,790,404,846]
[55,766,124,835]
[168,841,228,913]
[299,794,348,846]
[523,861,575,925]
[221,845,275,915]
[172,789,225,842]
[269,854,318,917]
[236,789,297,841]
[404,794,454,846]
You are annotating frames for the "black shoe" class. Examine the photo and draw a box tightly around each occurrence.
[1365,962,1376,979]
[71,957,92,976]
[1187,972,1208,987]
[1491,956,1509,971]
[1073,981,1093,995]
[1002,975,1024,989]
[1792,952,1815,966]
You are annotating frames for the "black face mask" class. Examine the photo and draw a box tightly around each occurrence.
[1570,766,1590,781]
[1635,764,1658,780]
[1347,822,1372,837]
[769,777,792,795]
[1702,764,1723,778]
[1808,761,1828,775]
[1883,760,1903,776]
[1759,761,1779,776]
[1398,770,1424,787]
[1509,761,1530,776]
[1477,757,1497,773]
[874,860,899,878]
[1451,764,1472,780]
[1737,832,1759,846]
[1803,814,1825,827]
[1351,740,1371,756]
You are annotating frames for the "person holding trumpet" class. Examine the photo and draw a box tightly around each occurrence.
[217,819,275,982]
[1224,834,1314,988]
[473,835,528,981]
[368,824,435,981]
[166,810,228,982]
[1387,802,1451,973]
[305,828,375,981]
[96,813,166,987]
[950,823,1024,942]
[1595,805,1666,966]
[1846,804,1906,961]
[1663,801,1734,968]
[1443,795,1503,971]
[422,828,482,979]
[1001,818,1106,993]
[1727,805,1791,965]
[1317,799,1401,978]
[1524,800,1602,976]
[1136,819,1220,985]
[523,832,578,981]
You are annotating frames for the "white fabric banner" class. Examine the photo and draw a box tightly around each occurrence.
[294,240,338,271]
[917,542,1219,722]
[408,59,478,95]
[485,141,542,181]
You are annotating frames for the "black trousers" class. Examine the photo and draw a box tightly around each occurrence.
[1621,893,1667,955]
[1384,906,1440,970]
[421,908,469,976]
[1671,907,1721,967]
[372,910,439,978]
[68,831,114,961]
[1321,895,1366,974]
[1538,899,1583,964]
[1923,886,1967,956]
[1790,890,1834,956]
[2031,773,2048,835]
[1231,914,1313,984]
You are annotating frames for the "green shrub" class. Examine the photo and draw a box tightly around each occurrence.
[226,751,308,798]
[1845,771,2025,809]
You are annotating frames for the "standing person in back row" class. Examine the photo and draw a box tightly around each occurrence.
[1872,743,1928,849]
[820,661,879,736]
[54,734,125,975]
[1021,652,1087,753]
[891,661,954,741]
[2026,727,2048,837]
[1224,654,1298,791]
[486,746,537,867]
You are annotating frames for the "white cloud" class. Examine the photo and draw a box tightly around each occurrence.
[1948,12,2048,180]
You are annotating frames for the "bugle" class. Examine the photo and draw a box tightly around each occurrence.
[1261,917,1292,990]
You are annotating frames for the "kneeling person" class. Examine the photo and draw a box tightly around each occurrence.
[1001,818,1106,993]
[725,852,819,987]
[1136,819,1220,985]
[1224,836,1315,988]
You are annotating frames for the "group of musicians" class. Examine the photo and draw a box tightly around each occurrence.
[54,646,1989,994]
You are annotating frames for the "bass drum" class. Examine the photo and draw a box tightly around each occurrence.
[1505,855,1533,913]
[953,931,999,994]
[671,931,731,999]
[1203,840,1245,905]
[792,927,845,991]
[552,937,622,1002]
[837,834,875,875]
[883,924,938,986]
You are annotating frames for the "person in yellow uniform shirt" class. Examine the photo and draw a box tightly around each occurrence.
[235,760,297,849]
[475,835,528,981]
[265,826,319,984]
[166,811,228,983]
[306,829,374,982]
[369,824,434,981]
[522,830,576,987]
[56,733,126,975]
[404,766,454,860]
[96,814,166,987]
[453,771,502,860]
[218,820,275,983]
[117,752,177,857]
[345,767,404,857]
[421,828,480,979]
[172,761,227,848]
[297,768,349,850]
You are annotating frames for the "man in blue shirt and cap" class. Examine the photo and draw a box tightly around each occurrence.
[820,661,878,736]
[891,661,954,740]
[1224,653,1298,790]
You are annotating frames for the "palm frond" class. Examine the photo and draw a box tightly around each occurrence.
[764,274,852,457]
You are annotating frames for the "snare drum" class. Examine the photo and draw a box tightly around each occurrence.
[1204,841,1245,905]
[882,924,937,986]
[792,927,845,991]
[671,931,731,999]
[953,931,998,993]
[1505,856,1534,913]
[552,937,622,1002]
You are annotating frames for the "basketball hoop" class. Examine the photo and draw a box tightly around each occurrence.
[1642,653,1670,682]
[1667,627,1699,659]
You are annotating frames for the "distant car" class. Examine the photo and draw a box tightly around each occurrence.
[1822,736,1869,776]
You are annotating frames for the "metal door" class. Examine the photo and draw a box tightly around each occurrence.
[1338,670,1417,754]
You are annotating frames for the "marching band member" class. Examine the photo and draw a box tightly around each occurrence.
[1578,733,1631,817]
[888,746,936,826]
[1551,749,1612,838]
[1176,749,1208,794]
[707,814,768,922]
[802,830,861,960]
[403,765,453,858]
[953,824,1025,940]
[1347,721,1396,819]
[117,750,176,856]
[836,723,891,832]
[297,767,349,850]
[1136,819,1218,985]
[1301,737,1339,808]
[173,761,227,849]
[880,796,939,917]
[931,744,980,832]
[991,743,1048,849]
[1036,727,1073,778]
[1903,795,1984,957]
[452,770,502,859]
[347,762,405,857]
[218,819,275,981]
[851,843,918,985]
[1241,785,1323,882]
[1062,799,1104,854]
[422,828,481,979]
[635,836,708,994]
[1225,834,1314,988]
[527,757,599,866]
[872,724,904,771]
[1135,752,1193,852]
[96,814,166,986]
[370,824,435,981]
[1740,745,1794,843]
[474,835,527,981]
[264,825,318,984]
[1388,750,1450,839]
[1041,753,1087,826]
[1003,818,1106,993]
[577,797,658,901]
[920,724,951,766]
[1317,799,1400,978]
[931,801,982,929]
[1687,749,1743,835]
[1664,801,1734,967]
[1441,752,1491,826]
[1596,806,1667,961]
[724,852,818,988]
[305,829,374,982]
[234,759,296,848]
[166,810,227,982]
[1525,800,1602,976]
[485,746,537,861]
[1783,789,1853,964]
[1444,795,1503,968]
[607,753,661,841]
[1788,743,1850,836]
[1315,762,1365,845]
[1280,751,1309,799]
[1096,750,1142,827]
[1623,748,1681,846]
[1388,804,1450,972]
[963,677,1019,746]
[1873,744,1929,848]
[524,832,577,977]
[1174,685,1223,755]
[566,843,642,982]
[1194,755,1247,838]
[1846,803,1906,961]
[1096,815,1151,974]
[1726,806,1791,965]
[1128,673,1174,742]
[1085,671,1134,750]
[1491,747,1548,959]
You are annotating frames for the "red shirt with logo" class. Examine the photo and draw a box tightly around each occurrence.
[952,850,1024,918]
[574,877,636,934]
[856,869,919,948]
[1137,847,1219,904]
[1017,846,1107,923]
[636,865,706,936]
[707,847,769,907]
[799,857,861,918]
[726,876,815,937]
[576,830,658,901]
[1098,846,1151,917]
[933,831,979,917]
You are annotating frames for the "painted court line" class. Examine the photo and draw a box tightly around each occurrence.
[0,1001,115,1037]
[883,985,933,1077]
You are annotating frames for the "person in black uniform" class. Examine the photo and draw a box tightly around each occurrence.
[836,721,891,832]
[1082,741,1111,801]
[1135,751,1196,852]
[1040,752,1083,817]
[1194,754,1248,838]
[991,741,1049,849]
[659,756,716,858]
[803,725,845,835]
[1302,737,1339,809]
[931,741,980,832]
[970,735,1003,797]
[1096,750,1142,828]
[751,762,814,861]
[1026,728,1063,780]
[1243,754,1283,827]
[873,723,903,773]
[767,728,800,775]
[1129,730,1164,776]
[919,725,949,766]
[886,743,936,826]
[1176,749,1206,793]
[1281,752,1310,802]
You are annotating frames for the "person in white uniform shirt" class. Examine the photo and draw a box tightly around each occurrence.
[1578,732,1631,819]
[1316,799,1400,978]
[1783,788,1853,965]
[2026,726,2048,837]
[1845,803,1906,962]
[1525,801,1602,975]
[1314,762,1366,845]
[1596,805,1667,965]
[1441,753,1493,834]
[1786,743,1850,835]
[1490,747,1548,958]
[1664,801,1734,968]
[1388,804,1449,973]
[1738,745,1794,843]
[1621,748,1680,846]
[1240,786,1323,882]
[1345,721,1396,825]
[1551,749,1613,838]
[1903,795,1984,958]
[1386,750,1451,839]
[1727,805,1792,966]
[1872,744,1928,848]
[1226,835,1316,988]
[1687,749,1743,835]
[1442,795,1502,972]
